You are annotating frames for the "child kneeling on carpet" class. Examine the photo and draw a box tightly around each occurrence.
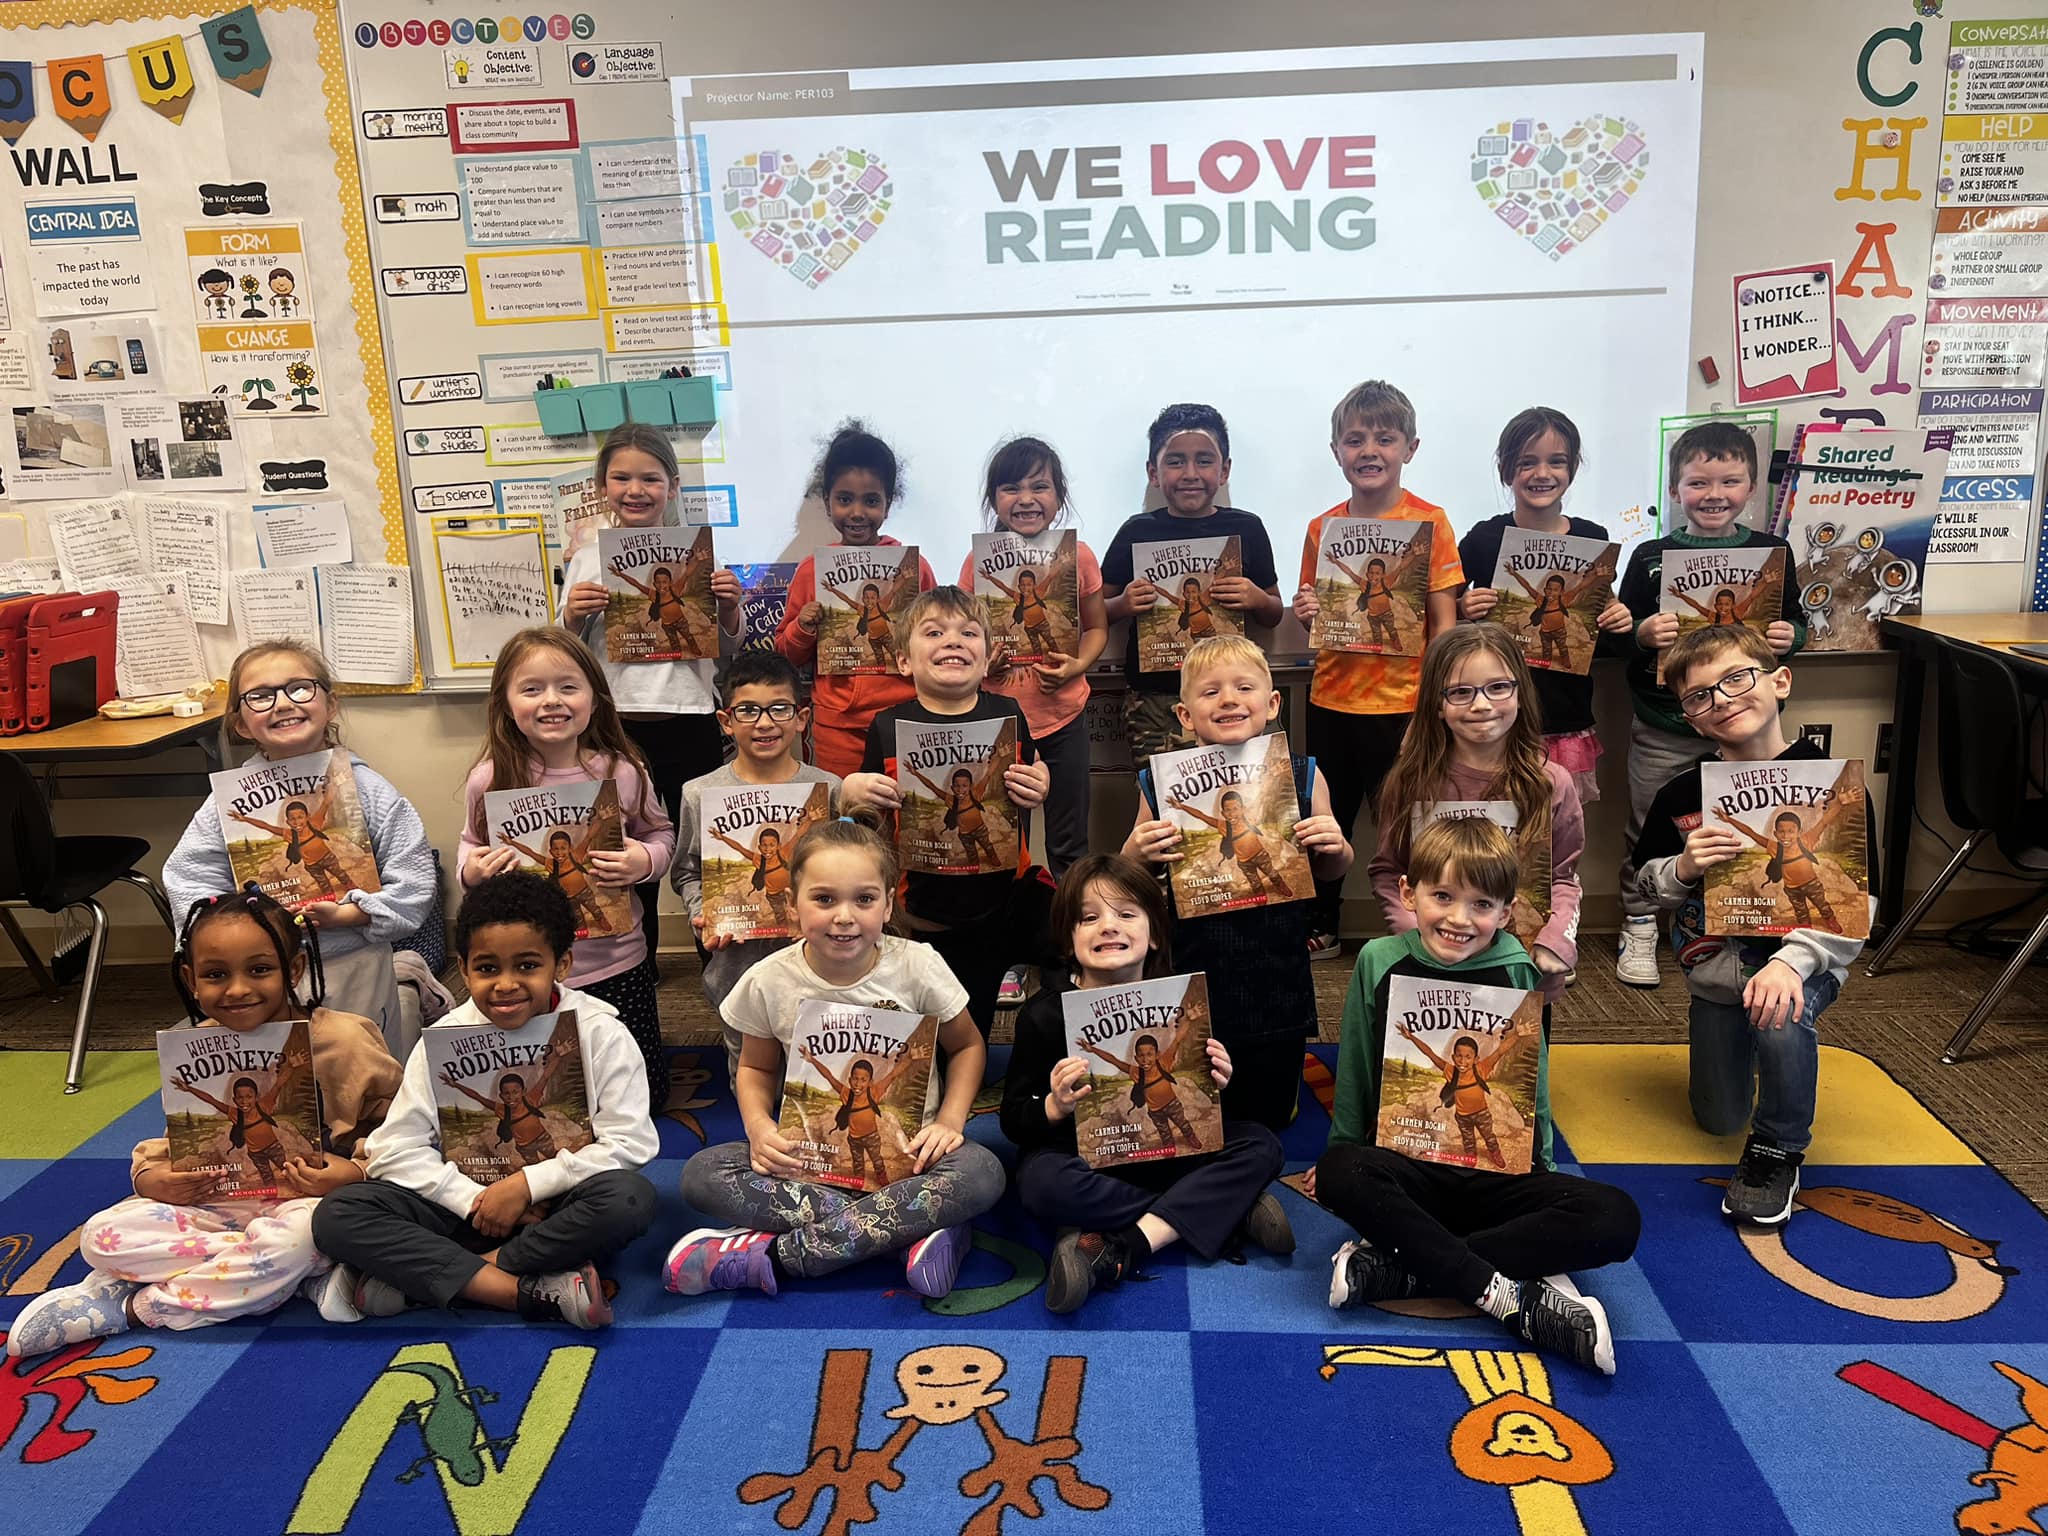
[1312,817,1639,1375]
[1002,854,1294,1314]
[665,816,1003,1301]
[310,872,657,1330]
[9,888,403,1359]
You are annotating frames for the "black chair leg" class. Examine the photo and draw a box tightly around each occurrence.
[115,870,178,937]
[0,905,58,999]
[1867,829,1985,978]
[63,898,109,1095]
[1942,898,2048,1065]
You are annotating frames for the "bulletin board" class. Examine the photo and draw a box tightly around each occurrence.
[0,0,416,694]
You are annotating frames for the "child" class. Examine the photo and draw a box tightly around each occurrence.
[1123,635,1353,1129]
[957,436,1108,879]
[164,642,435,1051]
[839,586,1054,1034]
[1610,421,1803,987]
[1367,625,1583,1005]
[1101,404,1283,761]
[1314,817,1640,1374]
[1291,382,1465,960]
[311,872,658,1329]
[8,889,402,1358]
[776,422,938,777]
[460,628,676,1107]
[1455,407,1635,801]
[669,650,841,1086]
[1628,624,1874,1225]
[665,818,1003,1300]
[1001,854,1294,1314]
[559,424,739,955]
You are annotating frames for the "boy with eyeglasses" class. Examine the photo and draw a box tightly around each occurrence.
[671,652,839,1081]
[1628,625,1875,1227]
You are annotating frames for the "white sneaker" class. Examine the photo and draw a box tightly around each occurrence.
[1615,916,1661,987]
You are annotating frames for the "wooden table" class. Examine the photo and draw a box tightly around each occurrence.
[0,699,226,797]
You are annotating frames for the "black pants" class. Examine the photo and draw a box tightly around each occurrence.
[924,876,1053,1038]
[1305,704,1411,934]
[1032,712,1092,880]
[1316,1140,1640,1302]
[311,1170,657,1309]
[580,951,668,1109]
[622,711,726,960]
[1219,1035,1310,1132]
[1014,1120,1283,1259]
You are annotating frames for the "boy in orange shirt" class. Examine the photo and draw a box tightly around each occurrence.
[1292,380,1464,959]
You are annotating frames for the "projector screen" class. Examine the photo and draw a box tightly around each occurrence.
[678,36,1703,574]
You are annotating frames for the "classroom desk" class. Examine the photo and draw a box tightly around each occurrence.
[1878,613,2048,931]
[0,700,226,799]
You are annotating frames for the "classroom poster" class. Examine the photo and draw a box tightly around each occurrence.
[1783,428,1951,651]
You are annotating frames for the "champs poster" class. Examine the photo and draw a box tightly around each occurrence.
[485,779,629,939]
[1699,757,1870,938]
[156,1017,320,1199]
[1060,972,1223,1169]
[1658,544,1786,685]
[970,528,1078,664]
[1309,516,1432,656]
[895,716,1020,875]
[1377,975,1542,1174]
[1132,533,1241,672]
[1412,800,1552,951]
[816,544,920,676]
[424,1010,593,1186]
[699,780,832,942]
[779,998,938,1193]
[1150,732,1309,918]
[209,749,382,912]
[1490,526,1618,675]
[599,524,717,662]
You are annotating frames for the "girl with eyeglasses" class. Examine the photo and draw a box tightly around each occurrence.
[164,642,435,1049]
[1366,624,1584,1007]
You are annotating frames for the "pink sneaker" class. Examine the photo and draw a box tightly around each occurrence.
[664,1227,779,1296]
[904,1224,971,1298]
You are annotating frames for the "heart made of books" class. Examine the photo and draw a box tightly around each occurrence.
[1471,115,1648,261]
[724,147,894,288]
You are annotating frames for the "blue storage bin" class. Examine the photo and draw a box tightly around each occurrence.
[667,375,717,426]
[624,380,676,425]
[534,388,584,436]
[576,384,628,433]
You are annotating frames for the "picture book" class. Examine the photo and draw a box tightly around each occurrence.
[1377,974,1543,1173]
[895,716,1020,875]
[1782,427,1949,654]
[1308,517,1432,656]
[699,779,832,942]
[1490,527,1619,676]
[1412,800,1552,951]
[729,561,796,654]
[157,1017,321,1198]
[484,779,630,939]
[1131,533,1242,672]
[599,524,716,662]
[970,528,1079,665]
[778,998,939,1192]
[1149,733,1310,918]
[424,1010,594,1186]
[1699,757,1870,938]
[815,543,920,676]
[1060,972,1223,1169]
[549,465,610,555]
[1657,544,1787,685]
[209,749,383,912]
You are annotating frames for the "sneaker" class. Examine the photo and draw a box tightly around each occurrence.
[516,1262,613,1329]
[346,1266,413,1318]
[664,1226,778,1297]
[1721,1137,1803,1226]
[996,967,1028,1008]
[300,1266,364,1324]
[1045,1230,1139,1315]
[1327,1240,1420,1309]
[6,1273,139,1359]
[1308,931,1344,963]
[1510,1277,1615,1375]
[904,1224,972,1298]
[1615,916,1661,987]
[1238,1191,1296,1256]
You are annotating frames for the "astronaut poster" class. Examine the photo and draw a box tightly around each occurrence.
[1781,427,1950,654]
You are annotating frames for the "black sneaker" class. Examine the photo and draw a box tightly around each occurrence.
[516,1263,613,1330]
[1238,1191,1296,1257]
[1045,1231,1138,1315]
[1511,1277,1615,1375]
[1721,1137,1802,1226]
[1326,1240,1420,1309]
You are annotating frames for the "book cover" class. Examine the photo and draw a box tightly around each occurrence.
[1132,534,1242,672]
[156,1016,321,1198]
[210,749,383,912]
[599,524,716,662]
[424,1010,594,1185]
[1059,972,1223,1169]
[778,997,938,1192]
[1308,517,1433,656]
[1490,527,1619,676]
[730,561,796,654]
[1699,757,1870,938]
[1151,733,1310,918]
[485,779,630,939]
[1377,975,1543,1173]
[1783,427,1948,654]
[970,528,1078,665]
[815,544,920,676]
[550,465,610,555]
[1658,544,1787,685]
[1412,800,1553,952]
[699,779,832,942]
[895,716,1020,875]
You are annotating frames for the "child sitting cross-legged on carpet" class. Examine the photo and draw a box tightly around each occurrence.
[1002,854,1294,1314]
[665,816,1004,1302]
[8,888,403,1359]
[1311,816,1640,1375]
[310,872,658,1330]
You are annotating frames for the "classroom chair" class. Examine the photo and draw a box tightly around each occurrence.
[0,752,177,1093]
[1865,637,2048,1064]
